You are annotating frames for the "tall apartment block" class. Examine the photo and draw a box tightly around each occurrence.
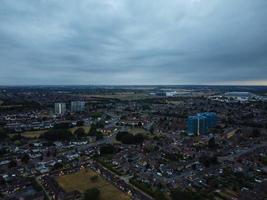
[71,101,85,112]
[187,112,217,135]
[54,103,66,115]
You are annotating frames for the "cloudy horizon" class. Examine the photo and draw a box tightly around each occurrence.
[0,0,267,85]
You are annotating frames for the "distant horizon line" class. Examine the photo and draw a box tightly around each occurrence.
[0,84,267,87]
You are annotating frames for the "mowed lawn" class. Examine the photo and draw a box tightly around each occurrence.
[19,126,90,139]
[69,126,90,134]
[20,130,47,138]
[85,93,152,101]
[56,169,130,200]
[129,128,150,135]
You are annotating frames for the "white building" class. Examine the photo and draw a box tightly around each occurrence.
[54,103,66,115]
[166,91,178,97]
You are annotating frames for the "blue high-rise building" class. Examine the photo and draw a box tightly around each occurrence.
[187,112,217,135]
[199,112,217,128]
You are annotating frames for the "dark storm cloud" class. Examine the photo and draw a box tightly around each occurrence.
[0,0,267,85]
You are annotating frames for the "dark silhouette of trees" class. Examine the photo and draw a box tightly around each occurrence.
[251,129,261,138]
[74,128,86,138]
[88,124,103,140]
[76,120,84,126]
[53,162,63,170]
[54,122,72,129]
[116,132,144,144]
[208,137,217,149]
[8,160,17,169]
[199,155,218,168]
[0,128,7,140]
[21,153,30,164]
[88,124,97,136]
[41,129,73,141]
[100,144,116,155]
[95,132,103,140]
[90,175,98,182]
[171,189,205,200]
[83,188,100,200]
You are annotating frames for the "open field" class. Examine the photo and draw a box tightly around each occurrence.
[20,130,47,138]
[166,100,184,105]
[0,104,23,108]
[18,126,90,139]
[69,126,90,134]
[56,169,130,200]
[129,128,150,135]
[84,92,153,101]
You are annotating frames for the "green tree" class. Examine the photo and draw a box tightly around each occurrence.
[89,124,97,136]
[171,189,204,200]
[149,126,154,134]
[90,175,98,182]
[251,129,261,137]
[41,129,73,141]
[208,137,217,149]
[21,153,30,164]
[90,112,102,119]
[74,128,86,138]
[0,128,7,140]
[116,132,144,144]
[83,188,100,200]
[96,131,103,140]
[100,144,116,155]
[77,120,84,126]
[8,160,17,169]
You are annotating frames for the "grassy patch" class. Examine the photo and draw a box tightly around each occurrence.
[128,128,149,135]
[85,93,152,101]
[21,130,47,138]
[69,126,90,134]
[56,169,130,200]
[19,126,90,139]
[260,155,267,165]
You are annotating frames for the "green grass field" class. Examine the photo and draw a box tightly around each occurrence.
[69,126,90,134]
[56,169,130,200]
[19,126,91,139]
[129,128,150,135]
[85,92,153,101]
[20,130,47,138]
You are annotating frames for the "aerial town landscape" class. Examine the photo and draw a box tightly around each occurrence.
[0,86,267,200]
[1,0,267,199]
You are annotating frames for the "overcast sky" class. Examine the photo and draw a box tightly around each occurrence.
[0,0,267,85]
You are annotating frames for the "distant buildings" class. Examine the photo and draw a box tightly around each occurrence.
[150,91,178,97]
[224,92,256,101]
[151,90,191,97]
[54,101,85,114]
[187,112,217,135]
[209,92,263,102]
[224,92,255,98]
[54,103,66,115]
[71,101,85,112]
[166,91,178,97]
